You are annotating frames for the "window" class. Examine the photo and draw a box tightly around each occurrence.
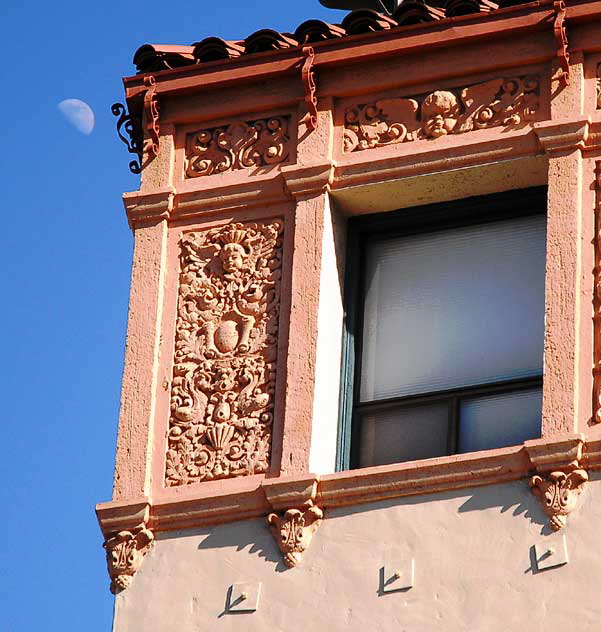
[338,188,547,471]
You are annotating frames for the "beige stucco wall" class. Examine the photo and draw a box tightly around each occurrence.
[114,474,601,631]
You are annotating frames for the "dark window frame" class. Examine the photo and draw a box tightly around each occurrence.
[336,186,548,472]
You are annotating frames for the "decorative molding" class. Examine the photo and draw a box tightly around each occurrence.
[281,161,334,198]
[301,46,317,132]
[596,163,601,425]
[185,117,291,178]
[165,220,284,486]
[533,116,589,154]
[597,64,601,109]
[267,503,323,567]
[263,475,319,511]
[343,75,540,153]
[530,469,588,531]
[553,0,570,87]
[122,186,175,229]
[524,434,584,472]
[103,527,154,593]
[111,102,143,174]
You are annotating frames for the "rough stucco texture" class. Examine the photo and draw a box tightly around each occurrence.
[114,476,601,631]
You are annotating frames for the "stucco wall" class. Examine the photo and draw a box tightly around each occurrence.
[114,475,601,631]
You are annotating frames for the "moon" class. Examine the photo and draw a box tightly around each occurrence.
[58,99,95,135]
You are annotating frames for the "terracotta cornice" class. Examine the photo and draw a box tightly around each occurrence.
[533,116,590,153]
[97,433,601,535]
[332,128,541,190]
[96,498,151,536]
[524,433,584,471]
[123,186,175,229]
[263,474,319,510]
[123,3,558,101]
[170,174,290,222]
[281,161,335,199]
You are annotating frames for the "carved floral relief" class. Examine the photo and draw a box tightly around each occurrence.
[165,221,284,486]
[530,469,588,531]
[103,528,154,593]
[185,117,291,177]
[267,504,323,567]
[343,75,540,152]
[597,64,601,109]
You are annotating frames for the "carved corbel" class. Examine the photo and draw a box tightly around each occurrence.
[530,470,588,530]
[143,76,160,160]
[595,161,601,423]
[103,527,154,593]
[553,0,570,87]
[301,46,317,133]
[267,503,323,568]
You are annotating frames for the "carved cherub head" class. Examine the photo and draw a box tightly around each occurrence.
[218,225,249,274]
[421,91,461,139]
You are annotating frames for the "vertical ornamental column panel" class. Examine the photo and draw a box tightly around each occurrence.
[165,220,284,486]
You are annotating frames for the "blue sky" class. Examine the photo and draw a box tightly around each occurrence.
[0,1,344,629]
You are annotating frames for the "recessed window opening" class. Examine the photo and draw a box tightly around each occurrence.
[339,189,547,470]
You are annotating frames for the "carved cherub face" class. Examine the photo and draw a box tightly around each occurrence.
[220,242,246,273]
[421,91,460,139]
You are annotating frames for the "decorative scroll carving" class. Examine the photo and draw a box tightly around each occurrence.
[343,75,540,152]
[553,0,570,87]
[595,162,601,422]
[165,221,283,486]
[267,504,323,567]
[597,65,601,110]
[530,470,588,531]
[185,117,291,178]
[111,103,143,174]
[143,75,160,160]
[301,46,318,132]
[103,528,154,593]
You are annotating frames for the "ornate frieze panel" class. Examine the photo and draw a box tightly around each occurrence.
[103,528,154,593]
[343,75,540,152]
[165,220,284,486]
[530,469,588,531]
[267,504,323,567]
[185,117,291,177]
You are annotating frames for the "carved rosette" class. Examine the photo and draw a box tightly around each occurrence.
[267,504,323,568]
[343,75,540,152]
[185,117,291,177]
[530,470,588,531]
[165,221,283,486]
[103,528,154,594]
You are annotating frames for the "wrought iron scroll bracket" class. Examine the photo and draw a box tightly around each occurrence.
[301,46,318,133]
[553,0,570,86]
[111,102,143,175]
[112,75,160,175]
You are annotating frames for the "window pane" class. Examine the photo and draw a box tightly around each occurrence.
[358,402,449,467]
[360,215,546,401]
[458,387,542,453]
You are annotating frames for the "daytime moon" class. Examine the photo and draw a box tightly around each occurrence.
[58,98,95,135]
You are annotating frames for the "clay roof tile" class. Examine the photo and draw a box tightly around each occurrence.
[393,0,444,25]
[193,37,245,62]
[244,29,299,54]
[341,9,398,36]
[133,44,195,74]
[294,19,346,44]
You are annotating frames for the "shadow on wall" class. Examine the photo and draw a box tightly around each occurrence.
[331,479,550,533]
[159,518,289,573]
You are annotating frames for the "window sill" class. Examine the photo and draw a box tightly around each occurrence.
[96,433,589,536]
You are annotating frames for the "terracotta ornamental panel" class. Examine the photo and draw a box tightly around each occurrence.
[184,116,292,178]
[165,220,284,486]
[343,75,540,153]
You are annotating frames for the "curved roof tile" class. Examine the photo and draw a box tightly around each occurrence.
[341,9,398,35]
[294,19,345,44]
[193,37,244,62]
[133,44,195,74]
[244,29,298,54]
